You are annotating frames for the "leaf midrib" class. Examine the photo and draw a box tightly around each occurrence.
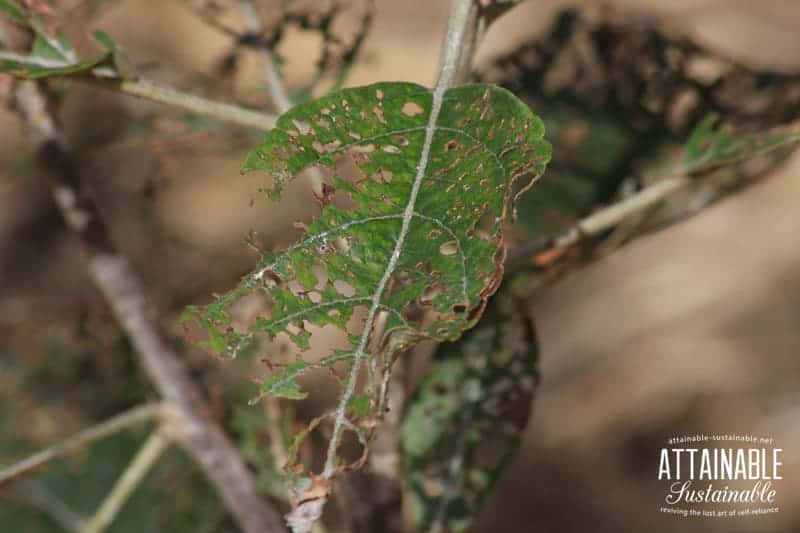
[321,82,450,477]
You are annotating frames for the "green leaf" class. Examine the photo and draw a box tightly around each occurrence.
[93,30,134,77]
[187,80,549,471]
[0,51,108,79]
[191,79,548,361]
[0,30,110,78]
[683,114,800,174]
[402,287,538,532]
[252,351,353,402]
[347,393,372,418]
[0,0,26,23]
[0,7,116,80]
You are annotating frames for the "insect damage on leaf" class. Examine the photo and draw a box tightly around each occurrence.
[186,81,550,487]
[402,287,538,533]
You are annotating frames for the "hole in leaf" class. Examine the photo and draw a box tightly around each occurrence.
[369,170,392,184]
[333,279,356,297]
[292,119,312,135]
[421,284,445,304]
[313,139,343,153]
[288,279,304,296]
[373,106,387,124]
[346,305,368,334]
[439,241,458,256]
[401,101,424,117]
[229,292,272,331]
[338,427,368,470]
[333,236,351,254]
[351,143,375,153]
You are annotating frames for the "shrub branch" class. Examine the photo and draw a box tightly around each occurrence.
[89,76,277,130]
[81,429,172,533]
[0,403,165,485]
[10,78,287,533]
[236,0,293,113]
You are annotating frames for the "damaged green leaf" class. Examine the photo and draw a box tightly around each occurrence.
[186,80,550,478]
[402,286,538,533]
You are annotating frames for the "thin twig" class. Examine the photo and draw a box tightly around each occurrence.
[237,0,293,113]
[90,76,277,130]
[177,0,241,38]
[507,175,692,263]
[233,0,330,195]
[11,479,86,532]
[11,79,287,533]
[81,429,171,533]
[0,51,276,129]
[0,404,165,485]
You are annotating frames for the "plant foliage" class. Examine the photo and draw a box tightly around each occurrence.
[0,2,125,79]
[481,8,800,240]
[186,80,550,483]
[402,285,537,532]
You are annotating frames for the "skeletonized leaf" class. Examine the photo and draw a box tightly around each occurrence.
[402,286,538,533]
[186,80,549,472]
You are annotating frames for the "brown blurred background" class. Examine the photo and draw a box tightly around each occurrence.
[1,1,799,532]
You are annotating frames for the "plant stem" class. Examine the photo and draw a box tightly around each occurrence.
[435,0,479,89]
[177,0,241,38]
[81,429,171,533]
[560,176,690,246]
[233,0,330,195]
[12,480,85,532]
[0,404,165,485]
[507,176,692,263]
[237,0,293,113]
[12,79,287,533]
[89,77,276,130]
